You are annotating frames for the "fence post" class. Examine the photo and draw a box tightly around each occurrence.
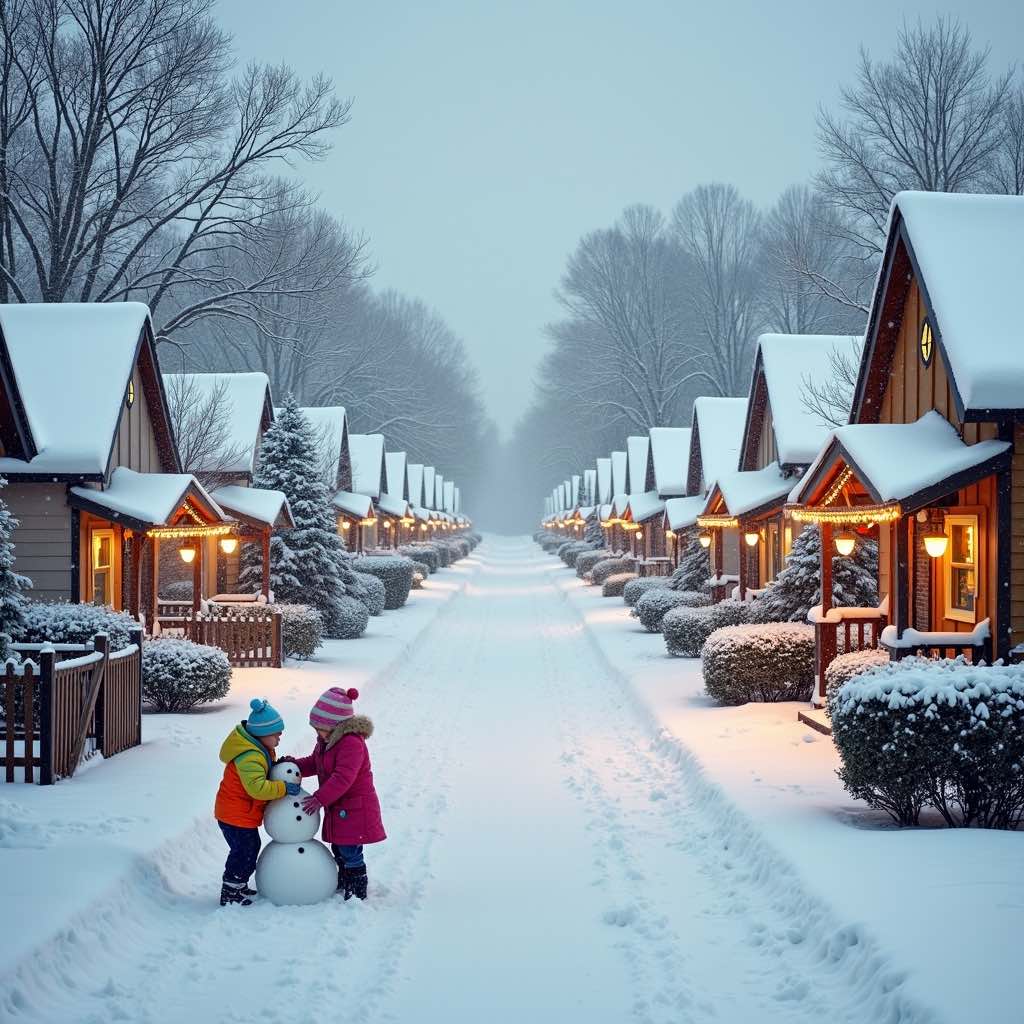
[39,648,55,786]
[93,632,109,756]
[272,609,282,669]
[131,626,144,746]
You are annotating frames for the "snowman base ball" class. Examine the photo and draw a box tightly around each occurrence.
[255,839,337,906]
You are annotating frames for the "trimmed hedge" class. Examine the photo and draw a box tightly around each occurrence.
[142,638,231,712]
[622,578,668,608]
[17,601,138,651]
[632,589,710,633]
[662,600,750,657]
[576,550,610,579]
[701,623,815,705]
[830,658,1024,828]
[824,648,891,702]
[324,594,370,639]
[399,545,438,573]
[350,571,387,616]
[602,572,636,597]
[277,603,324,660]
[352,556,416,610]
[591,557,633,587]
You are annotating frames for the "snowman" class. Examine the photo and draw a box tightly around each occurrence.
[255,760,337,906]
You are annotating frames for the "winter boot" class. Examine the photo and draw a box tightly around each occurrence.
[220,881,253,907]
[344,865,368,902]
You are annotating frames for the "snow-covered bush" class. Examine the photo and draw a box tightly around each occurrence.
[562,542,596,568]
[583,508,604,548]
[348,572,387,616]
[666,532,711,592]
[591,557,633,587]
[575,550,610,579]
[411,562,429,589]
[352,556,415,610]
[602,572,636,598]
[17,601,138,651]
[324,594,370,639]
[434,542,452,567]
[750,525,878,624]
[400,545,438,573]
[662,600,750,657]
[623,578,667,608]
[277,604,323,660]
[632,589,709,632]
[159,579,193,602]
[830,658,1024,828]
[142,638,231,712]
[824,648,891,701]
[701,623,815,704]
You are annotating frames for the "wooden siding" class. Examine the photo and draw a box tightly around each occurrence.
[757,402,777,470]
[1012,425,1024,649]
[110,365,162,475]
[6,484,72,601]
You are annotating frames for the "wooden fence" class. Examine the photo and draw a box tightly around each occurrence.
[184,609,282,668]
[1,629,143,784]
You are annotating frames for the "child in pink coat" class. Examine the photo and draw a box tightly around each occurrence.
[288,687,386,900]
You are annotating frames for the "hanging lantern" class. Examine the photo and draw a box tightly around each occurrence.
[665,529,675,539]
[178,543,197,564]
[744,530,760,547]
[922,512,948,558]
[636,530,643,540]
[219,536,238,555]
[833,531,857,557]
[420,524,428,532]
[698,532,712,548]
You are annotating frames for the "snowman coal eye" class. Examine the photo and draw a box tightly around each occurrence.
[297,847,305,854]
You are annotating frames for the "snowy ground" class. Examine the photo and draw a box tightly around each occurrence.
[0,537,1015,1023]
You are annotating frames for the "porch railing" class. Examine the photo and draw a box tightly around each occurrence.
[184,609,282,668]
[811,607,887,705]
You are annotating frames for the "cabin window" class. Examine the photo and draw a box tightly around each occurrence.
[919,319,934,368]
[126,377,135,408]
[91,528,116,607]
[944,514,978,623]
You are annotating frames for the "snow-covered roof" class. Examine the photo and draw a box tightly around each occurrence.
[792,411,1012,507]
[212,484,293,529]
[384,451,408,499]
[692,397,747,492]
[571,475,581,507]
[626,490,664,523]
[578,505,595,520]
[454,486,461,514]
[70,467,225,528]
[599,503,613,521]
[413,505,432,522]
[423,467,436,510]
[711,462,792,517]
[626,436,650,494]
[297,406,347,487]
[611,451,627,496]
[754,335,863,466]
[664,495,705,531]
[333,490,373,519]
[377,492,410,518]
[894,190,1024,412]
[350,434,385,498]
[611,493,629,517]
[164,372,271,476]
[407,463,425,507]
[0,302,153,475]
[596,458,612,504]
[443,480,455,514]
[649,427,691,497]
[435,474,445,510]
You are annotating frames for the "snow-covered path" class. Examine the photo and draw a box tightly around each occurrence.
[5,539,927,1024]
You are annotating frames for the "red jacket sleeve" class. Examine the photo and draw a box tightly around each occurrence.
[313,736,364,808]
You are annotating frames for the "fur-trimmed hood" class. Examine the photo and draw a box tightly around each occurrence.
[325,715,374,749]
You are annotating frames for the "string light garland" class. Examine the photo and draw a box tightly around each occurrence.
[696,514,739,529]
[147,523,232,539]
[788,503,901,526]
[821,467,854,508]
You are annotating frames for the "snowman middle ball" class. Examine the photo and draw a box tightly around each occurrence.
[264,791,320,843]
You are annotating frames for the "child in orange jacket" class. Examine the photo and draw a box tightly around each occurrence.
[214,698,300,906]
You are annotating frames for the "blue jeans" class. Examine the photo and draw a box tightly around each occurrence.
[219,821,261,883]
[332,844,365,869]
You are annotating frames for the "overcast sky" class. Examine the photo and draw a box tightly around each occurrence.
[219,0,1021,439]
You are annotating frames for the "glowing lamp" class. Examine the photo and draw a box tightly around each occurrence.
[383,520,391,529]
[420,524,428,532]
[341,521,350,530]
[665,529,675,539]
[178,543,197,564]
[923,532,948,558]
[219,537,238,555]
[636,530,643,540]
[744,531,760,547]
[698,532,712,548]
[833,532,857,557]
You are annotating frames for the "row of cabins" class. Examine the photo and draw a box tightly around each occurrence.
[0,303,472,655]
[543,190,1024,705]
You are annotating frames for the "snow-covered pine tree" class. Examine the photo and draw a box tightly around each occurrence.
[239,396,347,633]
[750,524,878,623]
[583,508,604,548]
[0,480,30,658]
[666,530,710,592]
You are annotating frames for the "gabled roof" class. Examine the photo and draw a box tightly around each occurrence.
[435,473,445,511]
[649,427,691,497]
[377,492,411,519]
[212,484,293,530]
[454,486,461,514]
[611,451,628,496]
[297,406,349,489]
[687,397,747,496]
[704,462,792,519]
[664,495,705,531]
[626,435,652,495]
[791,411,1012,512]
[583,468,597,506]
[350,433,386,498]
[333,490,374,519]
[423,466,437,510]
[407,463,425,507]
[625,490,664,524]
[596,458,612,504]
[443,479,455,514]
[571,475,580,507]
[0,302,179,477]
[740,335,863,470]
[165,372,272,476]
[384,451,408,500]
[854,191,1024,422]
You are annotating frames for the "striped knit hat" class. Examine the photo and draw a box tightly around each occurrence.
[310,687,360,730]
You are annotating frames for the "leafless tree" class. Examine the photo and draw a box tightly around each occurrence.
[816,17,1012,283]
[799,338,863,429]
[672,184,764,397]
[983,82,1024,196]
[165,374,247,488]
[0,0,352,342]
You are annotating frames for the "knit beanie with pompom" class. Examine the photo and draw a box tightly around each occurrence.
[309,687,360,730]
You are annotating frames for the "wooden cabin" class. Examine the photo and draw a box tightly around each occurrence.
[790,191,1024,702]
[604,450,629,552]
[344,432,386,551]
[407,462,434,540]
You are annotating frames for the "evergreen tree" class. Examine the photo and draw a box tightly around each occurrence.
[0,480,30,658]
[240,396,347,632]
[750,524,878,623]
[583,508,604,548]
[667,529,711,592]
